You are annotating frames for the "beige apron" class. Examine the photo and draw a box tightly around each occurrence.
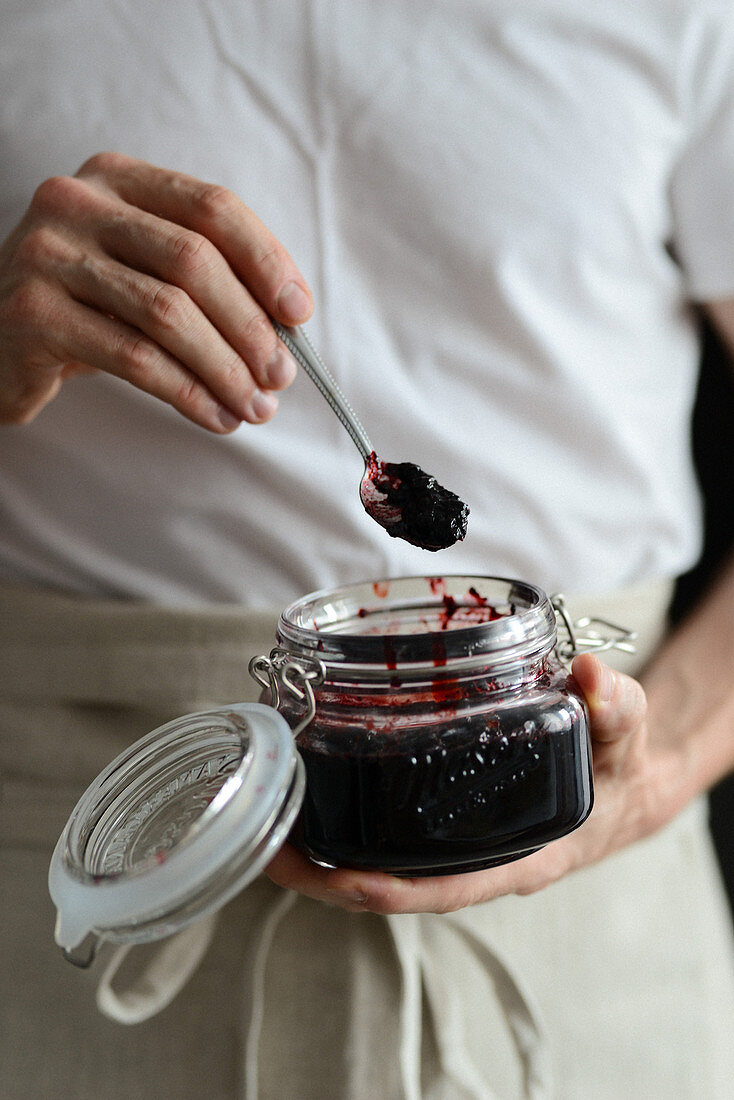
[1,579,733,1099]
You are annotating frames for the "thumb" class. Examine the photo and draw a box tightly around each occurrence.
[571,653,647,746]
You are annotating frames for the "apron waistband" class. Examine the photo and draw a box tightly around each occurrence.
[0,582,279,706]
[0,576,674,707]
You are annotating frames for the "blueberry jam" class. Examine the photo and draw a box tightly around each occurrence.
[291,671,591,875]
[360,452,469,551]
[274,575,594,876]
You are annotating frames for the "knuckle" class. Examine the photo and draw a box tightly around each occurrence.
[358,896,396,917]
[30,174,84,216]
[3,279,54,330]
[76,151,128,179]
[170,230,216,278]
[13,226,64,272]
[147,283,192,333]
[239,308,273,351]
[118,332,160,379]
[193,183,241,224]
[172,372,205,415]
[218,349,251,395]
[253,241,286,274]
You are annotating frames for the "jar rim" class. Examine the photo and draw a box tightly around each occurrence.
[277,574,557,675]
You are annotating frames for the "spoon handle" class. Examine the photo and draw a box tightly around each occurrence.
[273,322,373,460]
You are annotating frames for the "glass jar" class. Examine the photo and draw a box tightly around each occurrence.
[255,574,594,876]
[50,574,633,961]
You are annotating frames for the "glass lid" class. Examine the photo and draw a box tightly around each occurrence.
[49,703,303,957]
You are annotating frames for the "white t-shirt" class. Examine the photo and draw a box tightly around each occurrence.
[1,0,734,608]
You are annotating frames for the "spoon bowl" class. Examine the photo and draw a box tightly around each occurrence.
[359,453,469,551]
[273,323,469,551]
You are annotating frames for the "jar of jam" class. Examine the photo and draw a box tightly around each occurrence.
[254,574,594,876]
[49,574,633,962]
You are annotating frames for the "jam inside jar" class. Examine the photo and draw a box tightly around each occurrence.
[272,575,593,876]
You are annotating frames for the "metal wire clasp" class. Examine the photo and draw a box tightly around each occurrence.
[248,648,326,736]
[551,594,637,664]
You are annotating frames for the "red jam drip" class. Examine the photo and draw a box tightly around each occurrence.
[430,577,507,633]
[351,578,511,669]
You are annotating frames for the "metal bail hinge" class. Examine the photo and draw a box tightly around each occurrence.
[248,649,326,736]
[551,594,637,664]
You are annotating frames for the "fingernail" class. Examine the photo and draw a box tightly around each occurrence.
[250,389,278,422]
[277,281,312,322]
[216,406,241,432]
[598,664,614,704]
[266,344,297,389]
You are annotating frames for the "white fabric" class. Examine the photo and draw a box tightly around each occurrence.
[242,890,298,1100]
[95,912,220,1025]
[92,887,553,1100]
[2,1,734,605]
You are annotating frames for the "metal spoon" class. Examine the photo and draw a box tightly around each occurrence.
[273,322,469,550]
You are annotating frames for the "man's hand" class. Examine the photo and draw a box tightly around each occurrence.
[265,654,674,914]
[0,152,312,431]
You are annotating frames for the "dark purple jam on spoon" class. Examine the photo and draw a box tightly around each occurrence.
[360,452,469,551]
[271,327,470,551]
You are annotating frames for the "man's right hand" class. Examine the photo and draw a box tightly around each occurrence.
[0,152,313,432]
